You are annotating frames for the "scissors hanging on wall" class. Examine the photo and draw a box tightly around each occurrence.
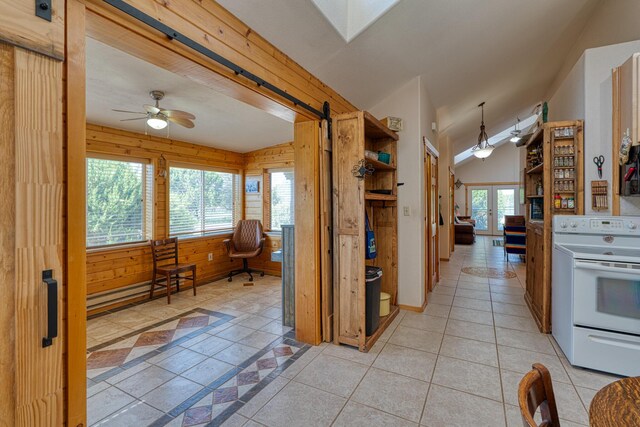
[593,155,604,179]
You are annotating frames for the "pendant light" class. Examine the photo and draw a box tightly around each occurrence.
[471,102,494,159]
[510,116,522,143]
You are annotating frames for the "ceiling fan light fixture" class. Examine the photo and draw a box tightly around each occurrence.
[510,135,522,143]
[147,114,168,130]
[471,102,495,159]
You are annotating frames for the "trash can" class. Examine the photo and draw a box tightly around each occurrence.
[365,266,383,336]
[380,292,391,317]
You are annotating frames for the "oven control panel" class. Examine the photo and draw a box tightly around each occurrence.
[589,219,626,230]
[554,216,640,234]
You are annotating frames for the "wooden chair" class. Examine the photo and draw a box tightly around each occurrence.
[518,363,561,427]
[150,237,196,304]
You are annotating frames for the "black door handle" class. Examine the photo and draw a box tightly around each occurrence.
[42,270,58,348]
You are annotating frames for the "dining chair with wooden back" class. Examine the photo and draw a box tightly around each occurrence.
[150,237,197,304]
[518,363,561,427]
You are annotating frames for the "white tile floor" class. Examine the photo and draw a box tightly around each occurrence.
[87,237,622,426]
[228,237,621,427]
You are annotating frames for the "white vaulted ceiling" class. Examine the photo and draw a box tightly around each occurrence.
[218,0,600,154]
[86,38,293,152]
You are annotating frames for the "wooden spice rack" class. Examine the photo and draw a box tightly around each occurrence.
[522,120,584,334]
[591,180,609,210]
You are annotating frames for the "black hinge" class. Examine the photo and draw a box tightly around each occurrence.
[35,0,52,21]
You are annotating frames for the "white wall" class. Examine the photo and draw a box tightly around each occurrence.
[548,40,640,215]
[368,75,437,308]
[454,143,522,215]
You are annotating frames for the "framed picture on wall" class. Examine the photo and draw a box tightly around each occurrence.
[245,178,260,194]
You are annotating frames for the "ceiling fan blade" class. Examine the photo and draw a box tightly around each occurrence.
[161,109,196,120]
[113,109,146,114]
[167,116,195,128]
[143,104,161,115]
[120,117,147,122]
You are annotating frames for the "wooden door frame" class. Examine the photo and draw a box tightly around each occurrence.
[423,139,439,296]
[66,2,324,423]
[449,169,454,254]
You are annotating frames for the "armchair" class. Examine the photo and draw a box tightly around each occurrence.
[224,220,266,282]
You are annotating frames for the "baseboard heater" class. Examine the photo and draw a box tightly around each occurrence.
[87,281,154,312]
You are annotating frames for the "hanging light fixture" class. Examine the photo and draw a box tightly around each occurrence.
[510,116,522,143]
[471,102,494,159]
[147,113,168,130]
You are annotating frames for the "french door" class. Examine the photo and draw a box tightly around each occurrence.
[468,185,519,235]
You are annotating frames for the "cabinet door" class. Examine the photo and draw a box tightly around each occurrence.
[525,227,536,298]
[619,53,639,145]
[531,227,545,319]
[332,113,365,345]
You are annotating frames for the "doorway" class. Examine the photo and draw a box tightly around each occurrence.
[64,2,327,424]
[467,185,519,235]
[424,140,439,295]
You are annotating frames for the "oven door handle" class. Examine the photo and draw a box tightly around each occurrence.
[574,261,640,274]
[588,334,640,351]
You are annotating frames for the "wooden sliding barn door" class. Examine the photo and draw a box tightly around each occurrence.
[294,120,322,345]
[0,43,65,426]
[319,120,334,342]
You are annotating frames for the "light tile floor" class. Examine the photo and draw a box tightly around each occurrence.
[87,238,622,426]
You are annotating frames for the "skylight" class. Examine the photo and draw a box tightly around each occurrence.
[311,0,401,42]
[454,114,538,165]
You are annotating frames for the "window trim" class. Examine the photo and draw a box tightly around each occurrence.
[86,153,154,250]
[167,161,243,237]
[264,168,294,232]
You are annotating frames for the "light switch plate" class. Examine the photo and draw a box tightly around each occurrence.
[403,206,411,216]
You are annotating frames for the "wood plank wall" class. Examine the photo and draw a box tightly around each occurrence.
[243,142,295,276]
[85,124,246,305]
[84,0,357,120]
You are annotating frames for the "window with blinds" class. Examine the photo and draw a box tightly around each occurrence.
[87,157,153,248]
[270,170,294,230]
[169,166,241,236]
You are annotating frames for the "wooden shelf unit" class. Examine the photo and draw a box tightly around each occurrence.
[332,111,399,352]
[522,120,584,333]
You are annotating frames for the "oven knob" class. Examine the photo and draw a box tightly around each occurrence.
[570,222,577,228]
[560,222,567,229]
[629,222,638,230]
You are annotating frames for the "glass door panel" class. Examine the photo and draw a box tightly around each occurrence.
[495,188,516,232]
[469,188,490,235]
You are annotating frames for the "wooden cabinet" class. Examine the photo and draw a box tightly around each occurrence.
[332,111,399,352]
[525,223,546,329]
[612,54,640,201]
[522,120,584,333]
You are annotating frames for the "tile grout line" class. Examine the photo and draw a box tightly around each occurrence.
[418,278,455,426]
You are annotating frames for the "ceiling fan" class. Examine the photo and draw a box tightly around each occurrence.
[113,90,196,130]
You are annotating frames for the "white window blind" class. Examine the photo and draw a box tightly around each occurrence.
[270,171,294,230]
[170,166,241,236]
[87,157,153,247]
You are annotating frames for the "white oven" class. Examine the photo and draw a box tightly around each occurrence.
[573,259,640,335]
[552,216,640,377]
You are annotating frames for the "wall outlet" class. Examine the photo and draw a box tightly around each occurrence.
[403,206,411,216]
[207,253,213,261]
